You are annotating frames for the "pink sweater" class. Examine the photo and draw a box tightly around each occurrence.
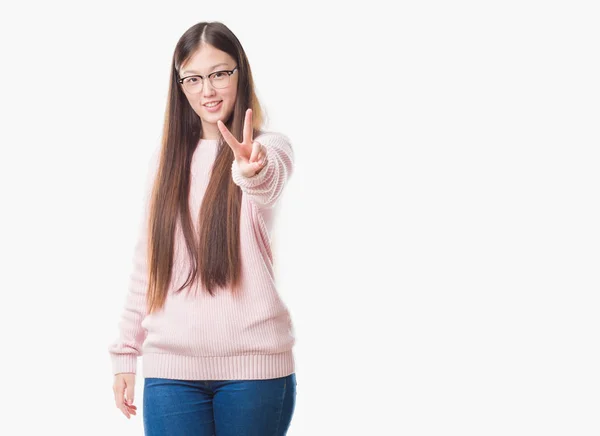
[108,131,296,380]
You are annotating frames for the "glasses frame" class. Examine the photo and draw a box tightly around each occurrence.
[177,66,238,93]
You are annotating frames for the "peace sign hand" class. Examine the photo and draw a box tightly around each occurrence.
[217,108,267,178]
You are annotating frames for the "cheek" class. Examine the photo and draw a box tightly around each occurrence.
[183,93,198,110]
[223,88,237,104]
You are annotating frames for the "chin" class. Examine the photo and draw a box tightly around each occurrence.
[202,106,225,116]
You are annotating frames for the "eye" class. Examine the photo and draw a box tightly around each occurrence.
[212,72,225,79]
[184,77,199,84]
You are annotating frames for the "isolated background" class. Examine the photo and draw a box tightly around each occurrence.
[0,1,598,435]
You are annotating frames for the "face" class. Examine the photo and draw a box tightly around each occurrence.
[179,44,238,140]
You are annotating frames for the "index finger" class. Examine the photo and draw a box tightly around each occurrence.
[243,108,253,145]
[217,120,241,154]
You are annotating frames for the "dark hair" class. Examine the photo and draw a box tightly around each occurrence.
[146,21,265,313]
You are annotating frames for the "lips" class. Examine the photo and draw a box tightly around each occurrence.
[203,100,223,113]
[203,100,222,107]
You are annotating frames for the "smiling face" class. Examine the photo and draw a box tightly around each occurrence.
[179,44,238,140]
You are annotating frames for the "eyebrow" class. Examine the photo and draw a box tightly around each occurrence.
[181,63,229,76]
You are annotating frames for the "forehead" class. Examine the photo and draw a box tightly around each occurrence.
[180,45,235,75]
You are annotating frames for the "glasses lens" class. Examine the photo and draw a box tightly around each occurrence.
[210,71,230,89]
[182,77,202,93]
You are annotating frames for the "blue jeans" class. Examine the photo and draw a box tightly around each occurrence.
[143,373,297,435]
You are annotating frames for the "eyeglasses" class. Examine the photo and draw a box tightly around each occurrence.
[178,66,238,93]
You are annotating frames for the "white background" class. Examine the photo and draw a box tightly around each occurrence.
[0,1,598,435]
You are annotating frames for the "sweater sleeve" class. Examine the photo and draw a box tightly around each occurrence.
[107,149,158,375]
[230,132,295,209]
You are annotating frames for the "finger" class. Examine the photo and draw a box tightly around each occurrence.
[217,120,241,156]
[116,398,129,417]
[254,155,267,170]
[243,108,253,145]
[120,403,129,415]
[113,380,125,408]
[259,151,268,166]
[249,141,262,163]
[125,384,135,406]
[251,160,266,175]
[114,384,131,418]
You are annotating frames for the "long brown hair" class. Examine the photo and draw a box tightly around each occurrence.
[145,21,265,314]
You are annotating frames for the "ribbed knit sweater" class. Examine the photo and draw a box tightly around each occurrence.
[108,131,296,380]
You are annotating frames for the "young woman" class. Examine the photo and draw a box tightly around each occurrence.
[108,21,297,435]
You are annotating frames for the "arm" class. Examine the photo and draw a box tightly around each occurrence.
[107,149,158,375]
[230,132,295,209]
[107,221,149,375]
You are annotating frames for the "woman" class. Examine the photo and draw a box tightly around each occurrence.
[108,21,297,435]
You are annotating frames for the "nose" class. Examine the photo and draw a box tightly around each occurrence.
[202,78,216,96]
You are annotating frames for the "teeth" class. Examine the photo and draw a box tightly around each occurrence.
[205,101,221,107]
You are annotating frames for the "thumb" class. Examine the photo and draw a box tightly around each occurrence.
[113,376,125,406]
[125,381,135,405]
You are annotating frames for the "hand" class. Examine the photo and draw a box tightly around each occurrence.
[113,373,138,419]
[217,108,267,178]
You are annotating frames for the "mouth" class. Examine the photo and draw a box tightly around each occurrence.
[203,100,223,112]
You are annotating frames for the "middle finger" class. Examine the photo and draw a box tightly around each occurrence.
[243,109,253,145]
